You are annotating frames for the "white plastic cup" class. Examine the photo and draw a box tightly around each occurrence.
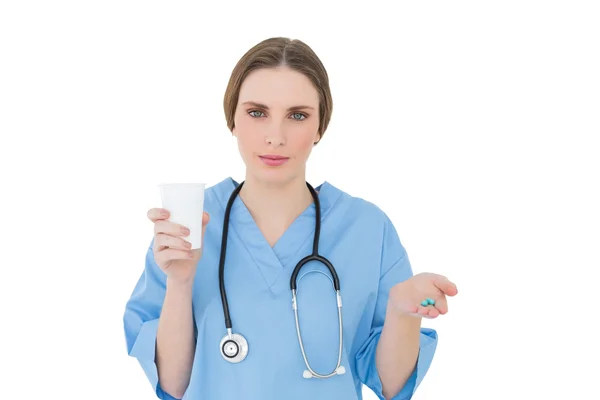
[158,182,206,249]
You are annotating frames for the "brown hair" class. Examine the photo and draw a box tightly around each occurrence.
[223,37,333,142]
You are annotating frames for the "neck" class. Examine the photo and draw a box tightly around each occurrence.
[238,173,314,224]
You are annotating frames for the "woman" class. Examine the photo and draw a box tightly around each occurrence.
[123,37,458,400]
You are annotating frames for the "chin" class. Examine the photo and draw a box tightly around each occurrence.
[250,165,299,186]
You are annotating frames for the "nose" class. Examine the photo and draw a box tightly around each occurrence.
[264,121,286,147]
[265,133,285,147]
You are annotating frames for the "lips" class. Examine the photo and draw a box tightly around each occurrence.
[259,155,289,166]
[259,155,288,160]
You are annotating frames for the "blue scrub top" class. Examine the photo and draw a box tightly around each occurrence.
[123,177,437,400]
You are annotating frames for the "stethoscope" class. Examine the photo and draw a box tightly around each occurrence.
[218,180,346,379]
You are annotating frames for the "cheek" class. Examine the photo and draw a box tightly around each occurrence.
[291,125,318,151]
[299,134,316,149]
[236,133,262,158]
[234,120,260,147]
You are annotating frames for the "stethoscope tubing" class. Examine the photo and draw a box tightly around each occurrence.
[218,180,345,378]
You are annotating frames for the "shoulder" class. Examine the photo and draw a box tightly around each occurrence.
[202,177,236,216]
[204,177,232,200]
[324,181,395,229]
[325,182,408,271]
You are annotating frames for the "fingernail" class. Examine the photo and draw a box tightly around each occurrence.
[182,227,190,235]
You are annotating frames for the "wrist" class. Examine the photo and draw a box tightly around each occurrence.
[166,276,195,291]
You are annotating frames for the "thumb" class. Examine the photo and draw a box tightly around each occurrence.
[190,213,210,261]
[199,212,210,249]
[433,274,458,296]
[202,211,210,232]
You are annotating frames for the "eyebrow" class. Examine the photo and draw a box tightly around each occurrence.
[241,101,315,111]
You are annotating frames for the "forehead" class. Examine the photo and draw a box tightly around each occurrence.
[238,67,319,107]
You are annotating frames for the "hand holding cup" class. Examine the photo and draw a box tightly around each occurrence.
[149,182,209,283]
[147,208,210,283]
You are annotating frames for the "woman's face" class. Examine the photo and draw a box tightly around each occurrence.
[232,66,321,186]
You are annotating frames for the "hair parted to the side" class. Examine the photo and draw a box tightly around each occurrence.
[223,37,333,142]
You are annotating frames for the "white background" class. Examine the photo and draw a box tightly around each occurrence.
[1,1,599,399]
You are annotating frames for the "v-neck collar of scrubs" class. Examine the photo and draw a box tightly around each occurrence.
[213,177,342,291]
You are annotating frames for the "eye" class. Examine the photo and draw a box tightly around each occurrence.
[248,110,265,118]
[291,112,307,121]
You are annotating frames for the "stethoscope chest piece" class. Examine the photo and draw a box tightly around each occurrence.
[220,330,248,363]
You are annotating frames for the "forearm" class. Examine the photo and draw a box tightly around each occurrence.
[156,278,196,398]
[376,300,422,400]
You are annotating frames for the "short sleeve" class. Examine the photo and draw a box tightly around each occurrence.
[355,216,438,400]
[123,240,181,400]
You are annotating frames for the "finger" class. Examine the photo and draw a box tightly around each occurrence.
[418,303,441,318]
[433,275,458,296]
[154,233,192,252]
[415,305,435,318]
[147,208,170,222]
[432,295,449,315]
[155,248,195,265]
[154,220,190,237]
[416,305,430,317]
[189,248,202,261]
[426,305,440,318]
